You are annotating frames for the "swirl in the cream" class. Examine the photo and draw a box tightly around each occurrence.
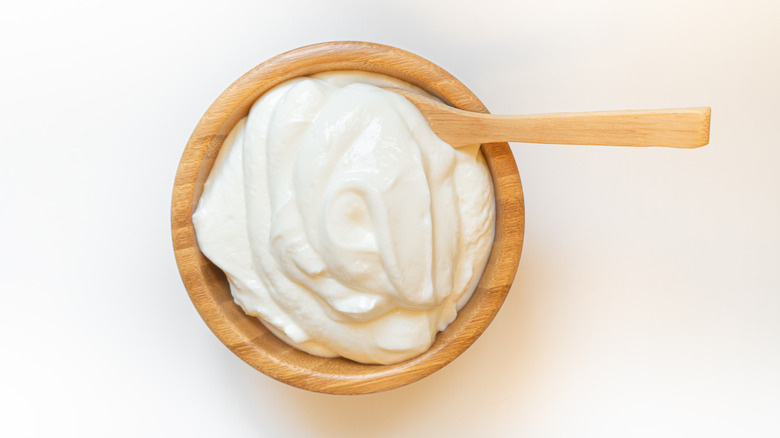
[193,72,495,364]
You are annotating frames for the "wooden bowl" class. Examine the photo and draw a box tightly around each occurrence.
[171,41,524,394]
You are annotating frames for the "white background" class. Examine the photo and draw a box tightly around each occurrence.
[2,0,779,436]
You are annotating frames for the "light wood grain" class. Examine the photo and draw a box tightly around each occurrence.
[170,41,525,395]
[387,88,711,148]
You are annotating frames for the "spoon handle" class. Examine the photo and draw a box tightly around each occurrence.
[436,107,711,148]
[390,87,712,149]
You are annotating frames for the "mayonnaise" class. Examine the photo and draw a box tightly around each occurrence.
[192,71,495,364]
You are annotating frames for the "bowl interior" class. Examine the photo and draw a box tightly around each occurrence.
[171,41,524,394]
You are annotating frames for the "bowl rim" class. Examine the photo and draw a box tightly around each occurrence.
[171,41,524,394]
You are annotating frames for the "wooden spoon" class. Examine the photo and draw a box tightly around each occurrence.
[385,88,711,148]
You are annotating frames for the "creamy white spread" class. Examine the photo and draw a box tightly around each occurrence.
[192,71,495,364]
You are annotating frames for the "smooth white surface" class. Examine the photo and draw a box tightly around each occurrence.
[193,73,495,364]
[1,0,778,436]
